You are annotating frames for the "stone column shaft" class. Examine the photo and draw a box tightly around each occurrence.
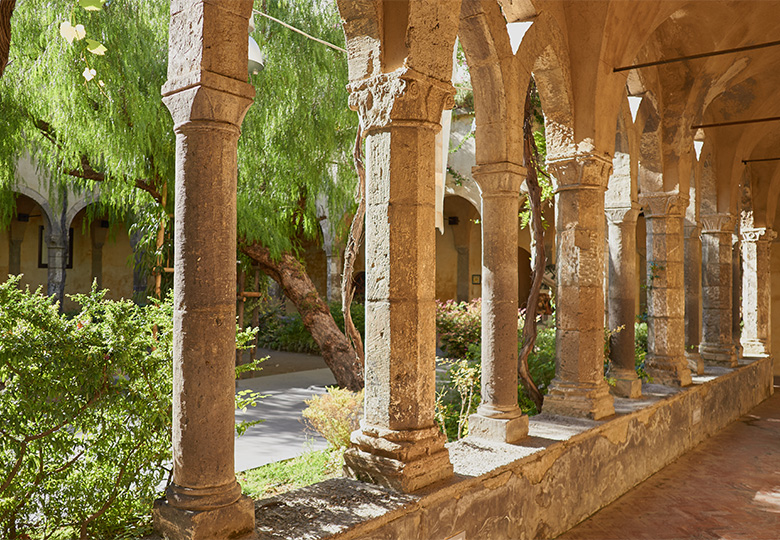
[684,223,703,374]
[542,153,615,420]
[741,228,776,357]
[732,234,742,359]
[699,213,736,367]
[91,222,108,288]
[468,162,528,442]
[343,70,454,492]
[152,2,255,539]
[455,246,469,303]
[639,192,692,387]
[8,218,27,276]
[606,206,641,398]
[46,231,67,304]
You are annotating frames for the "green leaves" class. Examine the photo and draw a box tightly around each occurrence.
[85,38,107,55]
[80,0,106,11]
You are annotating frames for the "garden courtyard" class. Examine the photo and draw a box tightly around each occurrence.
[3,0,780,539]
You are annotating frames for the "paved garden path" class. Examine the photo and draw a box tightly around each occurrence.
[234,349,335,472]
[558,378,780,540]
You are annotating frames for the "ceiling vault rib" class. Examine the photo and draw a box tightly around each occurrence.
[613,39,780,73]
[691,116,780,130]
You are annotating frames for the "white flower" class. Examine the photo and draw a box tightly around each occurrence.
[60,21,86,44]
[82,67,97,81]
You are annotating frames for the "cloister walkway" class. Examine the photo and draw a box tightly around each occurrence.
[558,378,780,540]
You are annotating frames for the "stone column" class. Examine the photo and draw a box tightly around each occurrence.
[469,162,528,442]
[740,227,776,357]
[605,205,641,398]
[542,153,615,419]
[8,216,27,275]
[684,222,703,374]
[732,234,742,359]
[455,245,470,303]
[91,221,108,288]
[639,192,692,386]
[699,213,736,367]
[151,2,256,539]
[342,70,455,492]
[46,229,67,305]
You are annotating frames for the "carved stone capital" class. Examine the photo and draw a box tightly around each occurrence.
[638,192,688,218]
[472,161,527,194]
[605,205,640,224]
[740,227,777,244]
[548,152,613,192]
[700,213,735,234]
[347,68,455,132]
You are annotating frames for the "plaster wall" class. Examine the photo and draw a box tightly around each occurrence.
[257,359,773,540]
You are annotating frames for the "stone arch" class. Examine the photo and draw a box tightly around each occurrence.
[11,184,56,235]
[606,96,638,206]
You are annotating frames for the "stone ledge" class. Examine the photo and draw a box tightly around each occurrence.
[255,358,772,540]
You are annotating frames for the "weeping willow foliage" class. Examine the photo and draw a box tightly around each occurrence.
[0,1,173,227]
[238,0,357,256]
[0,0,357,266]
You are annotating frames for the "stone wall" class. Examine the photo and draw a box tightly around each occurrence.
[256,357,773,540]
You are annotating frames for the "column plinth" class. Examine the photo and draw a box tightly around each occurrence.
[468,162,528,443]
[152,2,256,539]
[639,192,691,387]
[606,205,641,398]
[542,153,615,419]
[699,214,736,367]
[342,69,455,491]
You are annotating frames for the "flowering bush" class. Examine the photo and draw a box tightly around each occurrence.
[302,387,364,449]
[435,298,483,359]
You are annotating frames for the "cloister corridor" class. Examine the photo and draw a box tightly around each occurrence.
[559,378,780,540]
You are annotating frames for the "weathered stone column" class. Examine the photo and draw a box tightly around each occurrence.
[8,216,27,275]
[606,205,641,398]
[740,227,776,357]
[455,245,470,303]
[699,213,736,367]
[684,221,704,374]
[91,221,108,288]
[468,162,528,442]
[343,70,454,492]
[152,2,255,539]
[46,229,67,304]
[543,153,615,419]
[732,234,742,359]
[639,192,692,386]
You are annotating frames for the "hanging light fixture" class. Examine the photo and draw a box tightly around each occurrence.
[248,14,265,75]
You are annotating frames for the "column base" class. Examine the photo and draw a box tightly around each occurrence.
[542,380,615,420]
[699,343,737,367]
[608,368,642,399]
[741,339,770,358]
[685,350,704,375]
[468,411,529,443]
[153,495,255,540]
[646,354,693,386]
[344,425,453,493]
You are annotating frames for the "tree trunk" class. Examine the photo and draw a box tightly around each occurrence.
[341,128,366,365]
[242,242,364,391]
[0,0,16,79]
[517,79,545,411]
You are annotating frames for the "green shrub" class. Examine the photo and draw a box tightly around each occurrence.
[302,387,364,449]
[634,321,651,382]
[435,298,482,359]
[0,276,259,539]
[255,300,364,355]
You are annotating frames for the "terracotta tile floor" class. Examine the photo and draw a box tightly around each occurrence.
[557,379,780,540]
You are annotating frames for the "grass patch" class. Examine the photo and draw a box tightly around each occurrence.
[237,448,344,500]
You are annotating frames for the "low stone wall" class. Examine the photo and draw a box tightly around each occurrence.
[256,357,773,540]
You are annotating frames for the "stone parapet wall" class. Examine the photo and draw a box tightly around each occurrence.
[256,357,773,540]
